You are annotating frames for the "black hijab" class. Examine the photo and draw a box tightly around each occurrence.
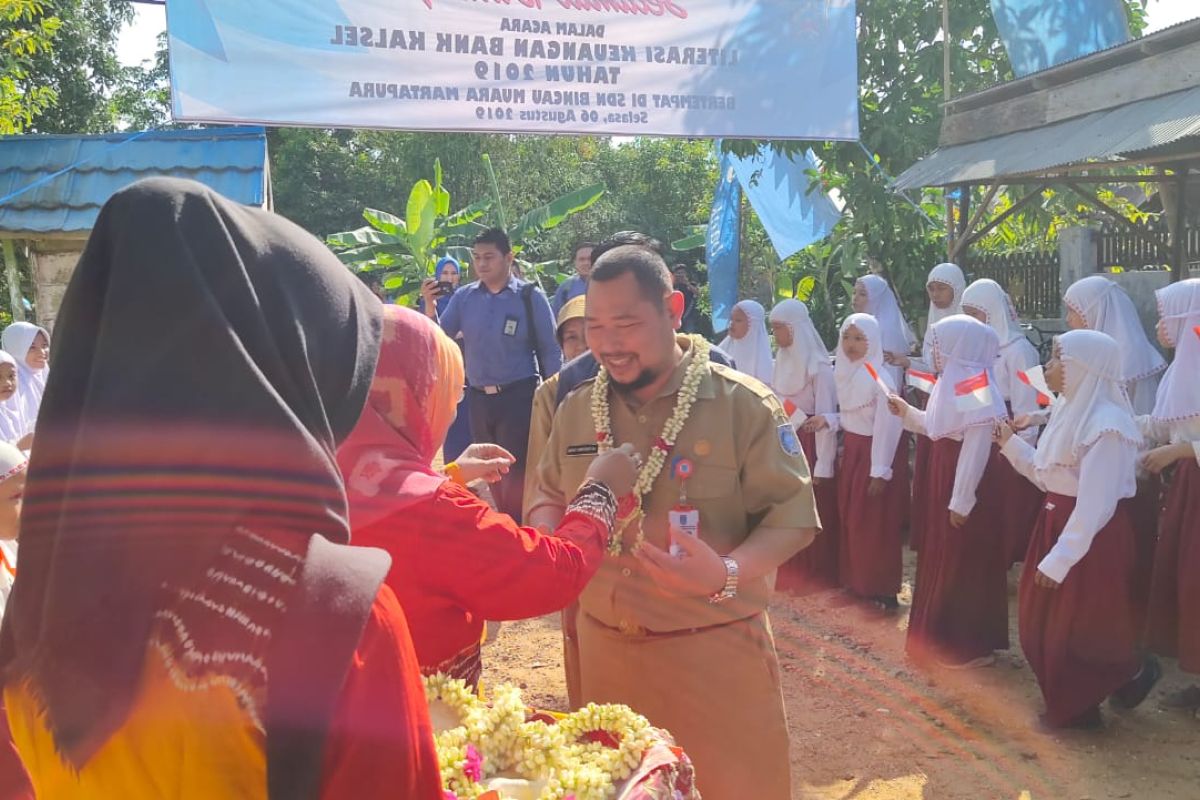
[0,177,382,764]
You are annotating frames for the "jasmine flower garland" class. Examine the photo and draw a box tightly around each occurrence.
[590,335,711,556]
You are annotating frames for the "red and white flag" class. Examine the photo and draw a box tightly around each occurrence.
[1017,366,1056,406]
[953,370,994,412]
[863,362,893,397]
[906,369,938,394]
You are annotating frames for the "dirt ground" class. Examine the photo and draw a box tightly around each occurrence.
[481,551,1200,800]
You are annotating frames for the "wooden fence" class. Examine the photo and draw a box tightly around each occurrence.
[1099,221,1200,272]
[963,251,1061,319]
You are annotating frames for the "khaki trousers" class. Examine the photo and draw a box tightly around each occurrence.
[577,610,791,800]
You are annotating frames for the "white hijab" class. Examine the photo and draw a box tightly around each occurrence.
[962,279,1023,347]
[0,351,27,445]
[1,322,48,428]
[1035,330,1141,471]
[769,299,830,395]
[923,315,1006,440]
[1150,278,1200,425]
[835,313,892,412]
[1064,276,1166,384]
[922,263,966,364]
[858,274,918,357]
[0,440,26,620]
[720,299,774,385]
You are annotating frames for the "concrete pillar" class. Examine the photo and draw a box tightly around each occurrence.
[1057,225,1100,314]
[29,240,85,332]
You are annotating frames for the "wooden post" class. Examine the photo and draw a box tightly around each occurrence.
[1172,163,1188,283]
[943,0,955,258]
[1,240,24,323]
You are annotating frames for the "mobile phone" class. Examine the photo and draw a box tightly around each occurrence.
[435,281,454,297]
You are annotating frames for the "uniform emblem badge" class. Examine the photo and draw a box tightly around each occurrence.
[777,423,802,458]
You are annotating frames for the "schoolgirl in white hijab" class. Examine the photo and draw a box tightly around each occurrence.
[827,313,907,608]
[1,321,49,429]
[0,440,28,620]
[1064,276,1165,415]
[769,300,836,473]
[917,263,966,368]
[962,278,1046,564]
[1138,279,1200,702]
[719,299,774,385]
[889,316,1009,667]
[997,330,1159,729]
[962,279,1041,441]
[770,299,840,591]
[853,274,918,387]
[0,351,30,448]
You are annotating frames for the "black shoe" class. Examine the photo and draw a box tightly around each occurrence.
[870,594,900,612]
[1110,655,1163,711]
[1039,706,1103,732]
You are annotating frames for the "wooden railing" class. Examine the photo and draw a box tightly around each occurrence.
[1099,221,1200,272]
[963,252,1062,319]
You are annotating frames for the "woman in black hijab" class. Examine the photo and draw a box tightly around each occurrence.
[0,178,442,800]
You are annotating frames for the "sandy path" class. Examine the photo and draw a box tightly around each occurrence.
[481,555,1200,800]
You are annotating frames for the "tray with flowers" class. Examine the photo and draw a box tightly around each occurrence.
[425,674,700,800]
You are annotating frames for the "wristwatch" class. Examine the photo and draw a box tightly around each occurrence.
[708,556,740,605]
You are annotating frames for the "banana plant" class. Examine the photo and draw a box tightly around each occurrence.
[328,155,605,304]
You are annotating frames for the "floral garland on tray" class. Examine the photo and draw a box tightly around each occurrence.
[425,675,657,800]
[590,335,710,556]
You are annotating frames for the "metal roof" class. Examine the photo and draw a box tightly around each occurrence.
[0,127,269,235]
[893,86,1200,189]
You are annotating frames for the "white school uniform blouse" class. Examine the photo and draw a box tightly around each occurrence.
[997,339,1042,446]
[901,410,992,516]
[0,540,16,620]
[1000,432,1137,583]
[832,396,903,481]
[1136,415,1200,465]
[775,366,838,479]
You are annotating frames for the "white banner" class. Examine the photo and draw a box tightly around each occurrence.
[167,0,859,140]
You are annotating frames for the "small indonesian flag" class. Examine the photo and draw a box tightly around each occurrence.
[863,362,893,397]
[1017,366,1056,406]
[953,370,994,412]
[906,369,938,394]
[783,399,798,418]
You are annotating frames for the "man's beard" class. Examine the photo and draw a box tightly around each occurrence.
[609,366,659,394]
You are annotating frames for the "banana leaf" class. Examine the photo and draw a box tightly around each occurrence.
[507,183,605,248]
[363,208,406,236]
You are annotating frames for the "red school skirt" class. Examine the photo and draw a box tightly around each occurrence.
[837,431,909,597]
[906,438,1009,664]
[777,429,841,593]
[910,434,930,553]
[1019,494,1140,726]
[1146,458,1200,674]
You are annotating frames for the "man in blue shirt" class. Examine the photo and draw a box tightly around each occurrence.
[551,242,595,315]
[426,228,561,521]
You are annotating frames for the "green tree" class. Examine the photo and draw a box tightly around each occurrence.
[111,29,172,130]
[24,0,133,133]
[0,0,59,133]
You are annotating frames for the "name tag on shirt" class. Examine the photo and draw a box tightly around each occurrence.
[503,316,519,336]
[566,443,599,457]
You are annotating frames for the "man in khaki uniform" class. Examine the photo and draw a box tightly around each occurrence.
[528,245,819,800]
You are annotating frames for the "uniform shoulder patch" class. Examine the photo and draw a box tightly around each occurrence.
[709,362,776,399]
[777,422,803,458]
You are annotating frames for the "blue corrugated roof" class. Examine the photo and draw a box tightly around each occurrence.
[0,127,269,235]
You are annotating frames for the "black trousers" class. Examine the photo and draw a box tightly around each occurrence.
[467,377,537,523]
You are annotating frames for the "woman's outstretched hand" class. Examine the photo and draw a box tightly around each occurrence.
[586,443,641,498]
[455,443,516,484]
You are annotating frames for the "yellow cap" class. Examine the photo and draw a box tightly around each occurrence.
[556,294,586,331]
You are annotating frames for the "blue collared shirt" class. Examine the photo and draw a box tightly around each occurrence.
[552,274,588,315]
[441,276,562,388]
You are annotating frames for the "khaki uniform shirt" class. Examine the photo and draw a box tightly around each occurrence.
[528,337,820,633]
[523,372,560,522]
